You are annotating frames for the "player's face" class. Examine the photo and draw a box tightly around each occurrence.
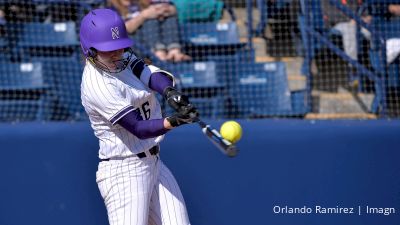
[96,49,125,70]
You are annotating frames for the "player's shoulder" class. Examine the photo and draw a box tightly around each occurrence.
[82,63,121,94]
[82,62,116,83]
[82,61,102,78]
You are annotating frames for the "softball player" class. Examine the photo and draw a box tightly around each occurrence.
[79,9,197,225]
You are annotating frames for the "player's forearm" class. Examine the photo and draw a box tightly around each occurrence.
[118,115,171,139]
[116,108,173,139]
[132,119,172,138]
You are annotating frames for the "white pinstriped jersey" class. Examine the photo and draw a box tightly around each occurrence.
[81,58,164,159]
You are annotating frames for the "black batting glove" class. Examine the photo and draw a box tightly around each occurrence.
[166,106,199,127]
[163,87,191,113]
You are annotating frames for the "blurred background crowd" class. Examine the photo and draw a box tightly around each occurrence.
[0,0,399,122]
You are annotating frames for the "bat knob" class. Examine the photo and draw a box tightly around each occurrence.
[226,145,238,157]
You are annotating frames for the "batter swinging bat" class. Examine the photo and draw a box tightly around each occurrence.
[166,83,238,157]
[195,119,238,157]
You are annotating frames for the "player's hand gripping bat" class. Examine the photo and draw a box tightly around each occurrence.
[164,87,238,157]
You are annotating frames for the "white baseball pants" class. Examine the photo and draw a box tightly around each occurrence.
[96,154,190,225]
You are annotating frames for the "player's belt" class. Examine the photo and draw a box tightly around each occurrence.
[136,145,159,158]
[100,145,159,162]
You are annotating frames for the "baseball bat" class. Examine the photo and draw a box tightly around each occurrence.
[195,119,238,157]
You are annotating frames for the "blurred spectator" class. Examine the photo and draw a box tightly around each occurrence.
[0,9,5,25]
[374,3,400,63]
[109,0,190,62]
[321,0,371,60]
[370,2,400,19]
[370,3,400,116]
[172,0,224,23]
[1,1,80,23]
[0,8,5,48]
[255,0,295,37]
[2,1,36,23]
[389,4,400,17]
[322,1,400,64]
[41,3,79,23]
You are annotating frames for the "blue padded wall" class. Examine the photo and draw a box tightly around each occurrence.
[0,120,399,225]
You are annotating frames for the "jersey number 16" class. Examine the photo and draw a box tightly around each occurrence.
[140,101,151,120]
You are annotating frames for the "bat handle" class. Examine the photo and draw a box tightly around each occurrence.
[191,116,205,127]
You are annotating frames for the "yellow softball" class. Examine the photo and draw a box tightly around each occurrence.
[220,121,242,143]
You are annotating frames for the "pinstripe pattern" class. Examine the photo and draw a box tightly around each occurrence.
[81,58,190,225]
[81,59,163,159]
[96,154,190,225]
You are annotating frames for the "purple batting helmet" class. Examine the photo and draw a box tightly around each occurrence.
[80,8,133,56]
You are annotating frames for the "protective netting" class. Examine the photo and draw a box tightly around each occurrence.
[0,0,399,122]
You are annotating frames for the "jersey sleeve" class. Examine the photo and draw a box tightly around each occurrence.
[147,65,176,86]
[87,76,135,125]
[129,57,175,87]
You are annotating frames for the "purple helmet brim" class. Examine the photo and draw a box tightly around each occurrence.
[92,38,133,52]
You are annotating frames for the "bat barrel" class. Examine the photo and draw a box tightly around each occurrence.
[196,119,239,158]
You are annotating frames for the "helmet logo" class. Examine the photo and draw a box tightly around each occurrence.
[111,27,120,39]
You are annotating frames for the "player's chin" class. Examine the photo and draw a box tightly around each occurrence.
[97,63,120,73]
[111,56,123,61]
[108,66,123,73]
